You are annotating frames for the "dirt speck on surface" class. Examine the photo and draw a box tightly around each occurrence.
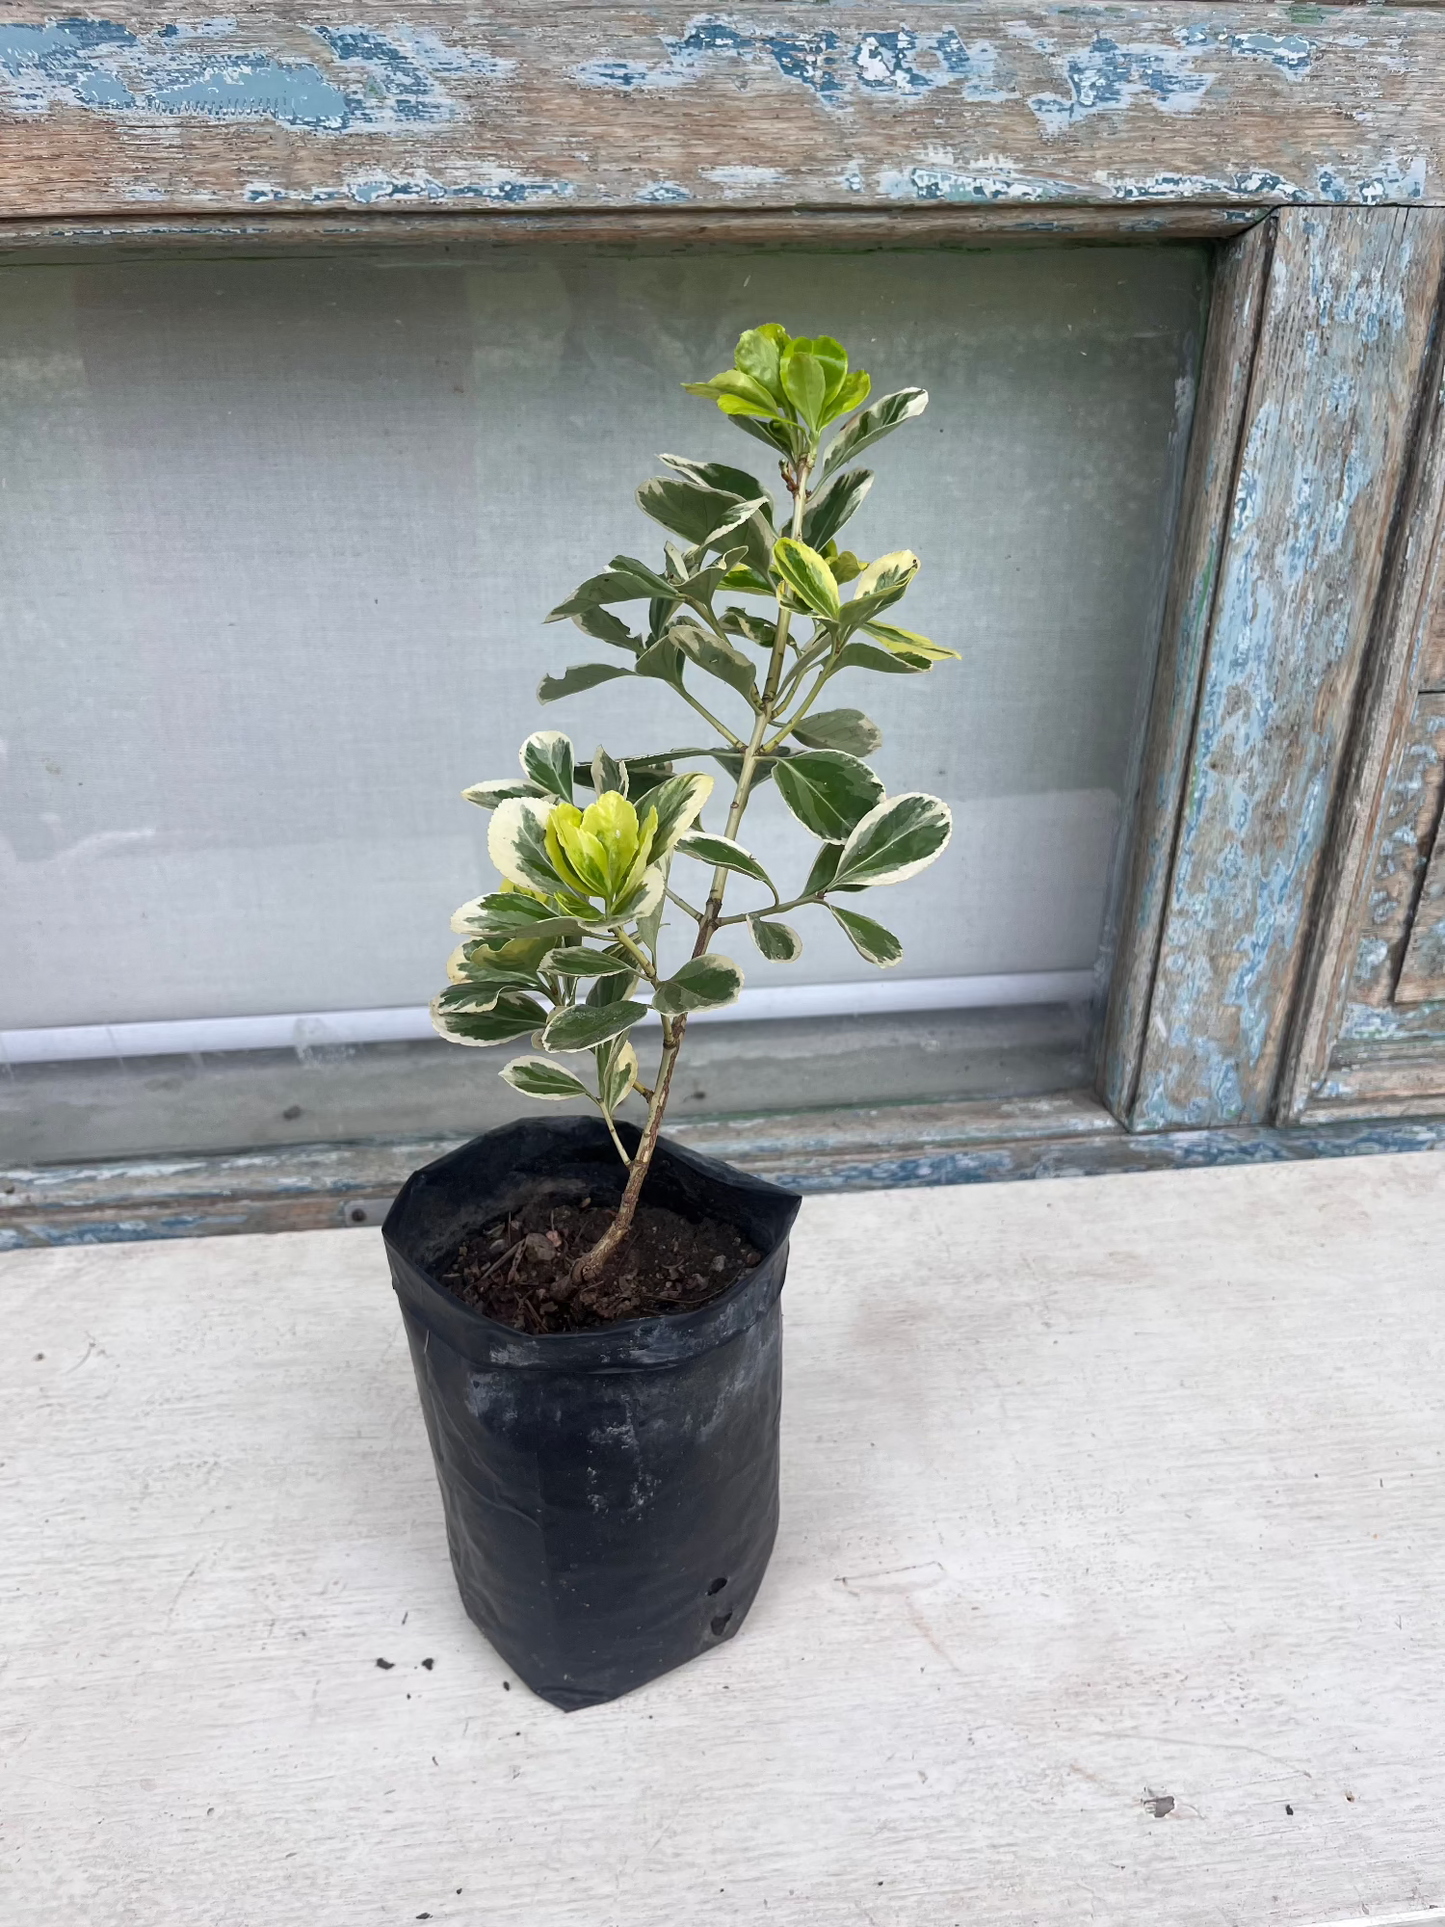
[438,1194,760,1332]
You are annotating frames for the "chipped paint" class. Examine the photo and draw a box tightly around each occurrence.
[0,15,511,130]
[1028,36,1216,136]
[1135,212,1445,1128]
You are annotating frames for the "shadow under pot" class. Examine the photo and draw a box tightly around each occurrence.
[383,1115,801,1711]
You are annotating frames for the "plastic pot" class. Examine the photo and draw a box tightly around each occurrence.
[383,1115,801,1710]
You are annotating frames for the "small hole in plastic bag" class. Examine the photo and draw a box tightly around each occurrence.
[706,1576,728,1596]
[710,1611,733,1637]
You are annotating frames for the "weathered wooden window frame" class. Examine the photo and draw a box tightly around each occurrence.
[4,2,1445,1240]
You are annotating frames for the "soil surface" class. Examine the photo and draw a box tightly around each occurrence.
[438,1195,762,1332]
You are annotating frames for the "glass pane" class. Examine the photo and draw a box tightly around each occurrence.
[1,244,1205,1041]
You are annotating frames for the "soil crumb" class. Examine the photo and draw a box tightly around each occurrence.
[438,1195,761,1332]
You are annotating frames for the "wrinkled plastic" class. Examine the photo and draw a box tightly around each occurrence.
[383,1116,801,1710]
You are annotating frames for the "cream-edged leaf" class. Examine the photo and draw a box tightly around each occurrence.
[651,953,744,1015]
[462,778,545,810]
[829,905,903,966]
[538,663,631,705]
[675,831,773,889]
[501,1055,593,1101]
[542,1000,649,1053]
[832,791,953,889]
[773,750,885,842]
[772,537,840,620]
[595,1036,639,1114]
[488,796,562,894]
[430,990,548,1047]
[520,730,574,801]
[647,772,715,861]
[750,917,803,962]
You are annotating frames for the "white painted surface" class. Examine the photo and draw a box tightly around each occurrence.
[0,968,1095,1064]
[3,1153,1444,1927]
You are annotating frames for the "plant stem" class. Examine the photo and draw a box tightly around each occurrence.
[575,1016,686,1281]
[575,446,816,1283]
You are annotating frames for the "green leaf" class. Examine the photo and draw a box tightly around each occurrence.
[636,476,769,551]
[594,1035,639,1114]
[489,795,563,893]
[801,469,873,551]
[568,604,640,652]
[707,747,786,788]
[660,454,774,515]
[832,792,953,888]
[546,562,673,621]
[646,771,714,860]
[780,347,826,430]
[543,999,649,1053]
[591,747,627,797]
[719,564,776,597]
[821,388,929,482]
[791,708,883,756]
[832,640,930,676]
[461,778,545,810]
[633,635,688,691]
[863,620,962,663]
[538,663,632,705]
[670,621,758,701]
[543,946,637,978]
[821,367,871,428]
[651,953,744,1015]
[675,831,774,889]
[431,990,548,1047]
[829,905,904,967]
[500,1055,592,1102]
[750,917,803,962]
[773,749,885,841]
[721,607,777,650]
[727,414,795,458]
[772,537,841,620]
[842,551,920,630]
[803,839,843,896]
[520,730,574,803]
[683,368,782,419]
[734,325,785,398]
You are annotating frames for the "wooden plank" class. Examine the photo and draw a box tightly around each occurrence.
[1304,1044,1445,1115]
[1396,812,1445,998]
[1128,206,1445,1129]
[1099,217,1274,1120]
[0,204,1265,263]
[4,1155,1445,1925]
[2,5,1445,222]
[1425,592,1445,689]
[1342,693,1445,1005]
[1273,303,1445,1110]
[7,1103,1445,1246]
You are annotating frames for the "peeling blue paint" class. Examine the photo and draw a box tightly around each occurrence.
[1028,35,1214,136]
[1178,24,1316,78]
[636,181,691,204]
[0,16,511,130]
[878,163,1078,205]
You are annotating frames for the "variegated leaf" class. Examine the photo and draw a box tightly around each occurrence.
[675,832,773,889]
[488,796,562,894]
[430,990,548,1047]
[461,778,545,811]
[647,772,715,861]
[543,999,649,1053]
[520,730,574,802]
[750,917,803,962]
[830,905,903,966]
[832,792,953,888]
[773,750,885,842]
[651,953,744,1015]
[500,1056,592,1101]
[595,1036,639,1114]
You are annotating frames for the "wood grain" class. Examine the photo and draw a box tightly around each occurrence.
[2,4,1445,223]
[1099,217,1274,1121]
[1396,811,1445,999]
[4,1156,1445,1925]
[1341,693,1445,1006]
[1274,289,1445,1111]
[1129,207,1445,1129]
[1424,593,1445,690]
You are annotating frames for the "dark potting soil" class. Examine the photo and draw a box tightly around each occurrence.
[437,1195,762,1333]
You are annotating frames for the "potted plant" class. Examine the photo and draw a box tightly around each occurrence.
[384,324,957,1709]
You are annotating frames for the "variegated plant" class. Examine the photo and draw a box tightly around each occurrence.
[438,324,958,1280]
